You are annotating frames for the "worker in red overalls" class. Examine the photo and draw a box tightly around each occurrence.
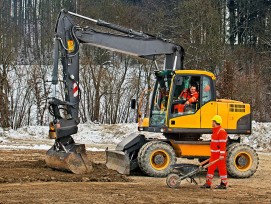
[174,85,198,112]
[201,115,228,189]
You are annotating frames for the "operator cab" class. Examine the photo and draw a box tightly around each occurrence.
[149,70,216,132]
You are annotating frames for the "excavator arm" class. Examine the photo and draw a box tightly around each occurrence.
[46,10,184,174]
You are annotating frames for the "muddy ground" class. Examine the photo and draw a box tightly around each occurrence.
[0,150,270,204]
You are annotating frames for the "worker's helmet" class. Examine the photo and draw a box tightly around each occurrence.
[211,115,222,124]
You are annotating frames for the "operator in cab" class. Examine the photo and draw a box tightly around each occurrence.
[174,84,199,113]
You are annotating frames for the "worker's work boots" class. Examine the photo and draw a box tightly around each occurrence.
[200,183,211,189]
[215,183,227,189]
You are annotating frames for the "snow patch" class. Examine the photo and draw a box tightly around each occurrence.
[86,147,105,151]
[73,123,137,144]
[242,121,271,152]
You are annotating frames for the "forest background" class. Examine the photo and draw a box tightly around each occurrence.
[0,0,270,129]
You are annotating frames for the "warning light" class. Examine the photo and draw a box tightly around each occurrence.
[67,40,74,53]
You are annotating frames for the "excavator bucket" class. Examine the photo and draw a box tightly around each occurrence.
[105,150,131,175]
[45,144,93,174]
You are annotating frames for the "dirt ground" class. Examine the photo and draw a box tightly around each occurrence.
[0,150,270,204]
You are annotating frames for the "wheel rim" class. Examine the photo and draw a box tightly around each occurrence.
[234,151,252,171]
[150,149,170,170]
[167,174,180,188]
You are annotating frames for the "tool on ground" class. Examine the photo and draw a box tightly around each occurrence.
[166,158,219,188]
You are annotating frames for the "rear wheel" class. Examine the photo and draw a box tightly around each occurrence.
[138,141,176,177]
[227,143,259,178]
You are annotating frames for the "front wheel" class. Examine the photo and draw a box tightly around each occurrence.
[138,141,176,177]
[227,143,259,178]
[166,173,181,188]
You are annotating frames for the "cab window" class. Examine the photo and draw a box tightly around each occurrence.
[201,76,214,105]
[171,75,200,117]
[150,74,172,126]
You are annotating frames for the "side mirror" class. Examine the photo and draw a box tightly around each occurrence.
[130,99,136,109]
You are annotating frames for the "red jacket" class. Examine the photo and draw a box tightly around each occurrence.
[210,126,227,156]
[179,88,198,104]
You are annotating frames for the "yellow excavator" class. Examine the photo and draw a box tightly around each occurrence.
[106,69,258,178]
[46,10,258,178]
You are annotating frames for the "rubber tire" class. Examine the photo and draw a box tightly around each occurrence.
[227,143,259,178]
[138,141,163,176]
[137,141,176,177]
[166,173,181,188]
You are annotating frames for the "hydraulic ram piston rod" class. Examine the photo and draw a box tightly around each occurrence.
[67,10,150,38]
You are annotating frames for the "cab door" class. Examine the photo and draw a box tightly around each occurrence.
[168,74,201,129]
[200,76,217,128]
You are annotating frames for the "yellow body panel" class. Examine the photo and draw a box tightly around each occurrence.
[170,140,210,157]
[142,101,250,130]
[138,118,149,131]
[169,112,200,128]
[141,118,149,128]
[200,102,218,128]
[217,102,229,128]
[167,100,250,130]
[217,99,241,103]
[217,100,250,130]
[228,103,250,129]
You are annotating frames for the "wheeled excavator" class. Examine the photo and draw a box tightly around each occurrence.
[46,10,258,178]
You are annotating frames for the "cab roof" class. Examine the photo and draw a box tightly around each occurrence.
[174,70,216,80]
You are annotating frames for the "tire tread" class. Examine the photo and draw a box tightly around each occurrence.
[138,141,176,177]
[227,143,259,178]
